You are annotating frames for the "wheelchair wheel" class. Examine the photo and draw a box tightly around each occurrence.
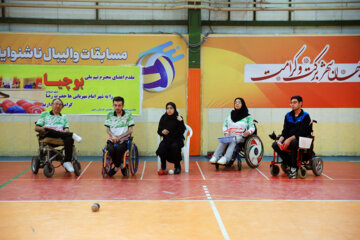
[102,149,112,177]
[121,165,129,177]
[237,158,242,171]
[244,135,264,168]
[31,156,40,174]
[297,166,307,179]
[312,157,323,176]
[129,143,139,176]
[73,161,81,176]
[215,163,219,170]
[43,163,55,178]
[270,164,280,176]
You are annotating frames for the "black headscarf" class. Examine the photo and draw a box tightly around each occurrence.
[163,102,178,120]
[231,97,250,122]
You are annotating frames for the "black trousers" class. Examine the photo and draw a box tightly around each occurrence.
[156,139,183,170]
[107,140,127,168]
[44,130,74,162]
[272,139,299,168]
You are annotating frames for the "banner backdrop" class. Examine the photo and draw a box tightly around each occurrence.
[0,33,188,114]
[202,35,360,108]
[0,64,141,114]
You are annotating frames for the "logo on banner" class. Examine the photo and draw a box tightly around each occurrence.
[137,41,185,92]
[245,45,360,83]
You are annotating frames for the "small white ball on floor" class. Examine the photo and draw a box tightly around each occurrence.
[168,169,174,175]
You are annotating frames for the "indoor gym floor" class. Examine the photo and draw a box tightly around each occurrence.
[0,156,359,240]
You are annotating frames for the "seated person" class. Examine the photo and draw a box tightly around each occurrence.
[105,96,134,177]
[156,102,186,175]
[272,95,311,179]
[209,97,255,165]
[35,98,81,173]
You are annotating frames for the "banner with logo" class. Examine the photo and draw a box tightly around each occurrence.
[0,33,188,114]
[0,64,141,114]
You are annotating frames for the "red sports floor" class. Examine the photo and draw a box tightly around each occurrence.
[0,158,360,240]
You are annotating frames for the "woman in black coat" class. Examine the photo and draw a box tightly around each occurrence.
[156,102,186,175]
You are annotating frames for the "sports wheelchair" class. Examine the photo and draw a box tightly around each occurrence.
[102,136,139,178]
[269,120,323,179]
[31,132,81,178]
[213,120,264,171]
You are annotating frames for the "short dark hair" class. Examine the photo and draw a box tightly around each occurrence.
[52,98,63,106]
[113,96,124,104]
[291,95,303,103]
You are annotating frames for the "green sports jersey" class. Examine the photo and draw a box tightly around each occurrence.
[36,111,69,131]
[104,109,135,137]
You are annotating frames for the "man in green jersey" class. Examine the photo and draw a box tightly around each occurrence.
[105,96,135,176]
[35,98,81,173]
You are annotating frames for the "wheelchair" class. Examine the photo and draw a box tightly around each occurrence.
[213,120,264,171]
[269,120,323,179]
[102,136,139,178]
[31,133,81,178]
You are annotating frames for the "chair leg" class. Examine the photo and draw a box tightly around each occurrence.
[157,156,161,171]
[184,148,189,173]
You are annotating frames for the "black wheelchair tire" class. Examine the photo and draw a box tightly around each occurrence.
[237,159,242,171]
[31,156,40,174]
[43,164,55,178]
[297,166,307,179]
[73,161,81,176]
[270,164,280,176]
[312,157,323,176]
[244,135,264,168]
[121,165,129,177]
[129,143,139,176]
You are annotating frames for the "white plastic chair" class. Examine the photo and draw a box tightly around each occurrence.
[157,124,193,173]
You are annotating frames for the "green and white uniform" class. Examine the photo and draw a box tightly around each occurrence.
[223,113,255,136]
[104,109,135,140]
[36,111,69,131]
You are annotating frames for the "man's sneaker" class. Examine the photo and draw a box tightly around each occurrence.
[209,156,218,163]
[217,156,227,165]
[157,169,168,175]
[288,167,297,179]
[108,167,118,177]
[72,133,82,143]
[63,162,74,172]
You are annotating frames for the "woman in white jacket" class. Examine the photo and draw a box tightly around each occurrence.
[209,97,255,165]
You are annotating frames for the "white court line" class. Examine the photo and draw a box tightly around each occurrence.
[322,173,334,180]
[210,201,230,240]
[201,185,230,240]
[196,161,206,180]
[256,168,269,180]
[76,161,92,181]
[140,161,146,180]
